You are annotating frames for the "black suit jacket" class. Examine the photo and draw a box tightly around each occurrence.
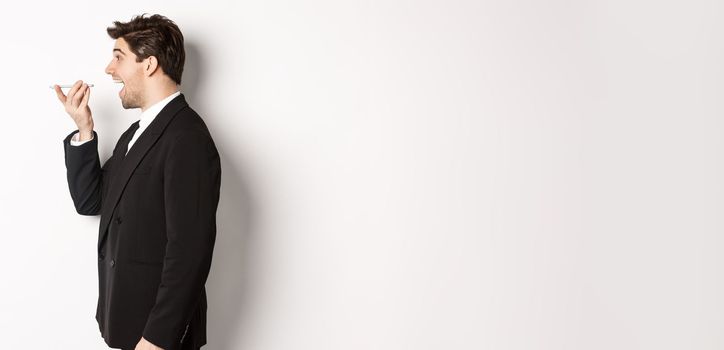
[62,94,221,350]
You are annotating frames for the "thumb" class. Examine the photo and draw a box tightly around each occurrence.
[53,85,67,103]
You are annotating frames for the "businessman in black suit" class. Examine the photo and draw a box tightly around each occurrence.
[54,14,220,350]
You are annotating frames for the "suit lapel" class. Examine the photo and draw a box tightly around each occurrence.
[98,93,189,252]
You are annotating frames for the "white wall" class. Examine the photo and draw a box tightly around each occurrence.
[1,0,723,349]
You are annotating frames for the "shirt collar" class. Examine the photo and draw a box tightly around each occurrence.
[138,91,182,130]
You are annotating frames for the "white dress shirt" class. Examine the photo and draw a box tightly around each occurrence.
[70,91,182,156]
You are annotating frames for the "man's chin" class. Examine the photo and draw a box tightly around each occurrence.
[121,100,139,109]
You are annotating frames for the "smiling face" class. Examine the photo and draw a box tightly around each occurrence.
[104,38,147,109]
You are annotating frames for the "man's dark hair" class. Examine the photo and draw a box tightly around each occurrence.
[107,14,185,85]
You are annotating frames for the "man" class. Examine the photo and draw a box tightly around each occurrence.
[54,14,221,350]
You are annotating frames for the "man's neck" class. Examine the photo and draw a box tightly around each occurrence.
[141,86,180,112]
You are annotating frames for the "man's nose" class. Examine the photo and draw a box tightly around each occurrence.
[105,62,113,75]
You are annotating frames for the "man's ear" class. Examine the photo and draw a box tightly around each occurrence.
[144,56,160,77]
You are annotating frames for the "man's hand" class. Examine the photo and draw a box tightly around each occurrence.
[134,336,164,350]
[53,80,94,141]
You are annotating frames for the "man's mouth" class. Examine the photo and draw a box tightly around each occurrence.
[114,79,125,97]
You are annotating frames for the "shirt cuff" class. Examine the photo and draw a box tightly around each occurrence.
[70,131,94,146]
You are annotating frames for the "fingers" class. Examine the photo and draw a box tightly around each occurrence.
[55,80,92,112]
[72,84,87,107]
[66,80,83,108]
[79,84,90,109]
[53,85,67,103]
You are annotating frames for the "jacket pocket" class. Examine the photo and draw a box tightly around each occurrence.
[129,227,165,265]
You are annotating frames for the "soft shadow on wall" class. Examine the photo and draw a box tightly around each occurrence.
[182,40,258,349]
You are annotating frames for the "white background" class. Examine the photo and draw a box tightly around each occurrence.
[0,1,723,349]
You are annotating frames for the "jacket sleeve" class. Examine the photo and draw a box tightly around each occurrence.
[63,130,105,216]
[142,131,222,349]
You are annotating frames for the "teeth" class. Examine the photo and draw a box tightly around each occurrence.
[113,79,124,84]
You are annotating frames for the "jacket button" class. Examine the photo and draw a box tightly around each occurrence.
[115,217,122,224]
[98,254,105,261]
[110,259,115,267]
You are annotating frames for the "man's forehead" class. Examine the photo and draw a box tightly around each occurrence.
[113,38,128,54]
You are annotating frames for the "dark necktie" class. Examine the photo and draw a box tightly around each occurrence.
[119,121,140,160]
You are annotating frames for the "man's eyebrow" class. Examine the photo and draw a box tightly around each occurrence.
[113,48,126,55]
